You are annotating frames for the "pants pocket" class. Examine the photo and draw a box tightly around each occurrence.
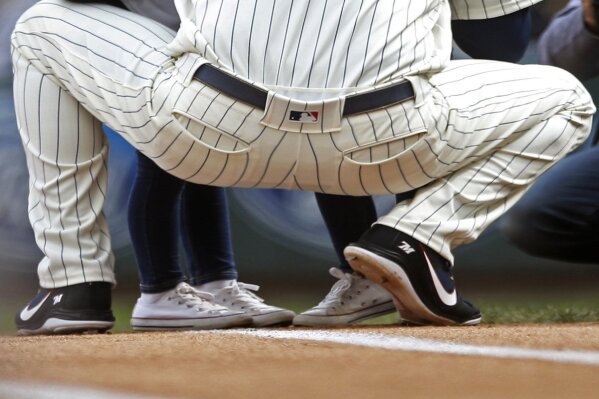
[342,129,427,166]
[173,109,250,155]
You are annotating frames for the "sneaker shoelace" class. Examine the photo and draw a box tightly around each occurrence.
[168,283,225,313]
[217,282,269,310]
[316,268,355,308]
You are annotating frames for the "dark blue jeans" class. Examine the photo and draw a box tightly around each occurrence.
[501,139,599,264]
[84,0,236,292]
[451,8,531,63]
[128,152,237,293]
[316,8,533,272]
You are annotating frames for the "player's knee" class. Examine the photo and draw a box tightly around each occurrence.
[537,64,586,96]
[546,65,594,108]
[540,65,596,148]
[13,1,49,29]
[11,2,50,50]
[12,0,73,39]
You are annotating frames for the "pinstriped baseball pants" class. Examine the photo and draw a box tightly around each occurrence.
[12,0,594,287]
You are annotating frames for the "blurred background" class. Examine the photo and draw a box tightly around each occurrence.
[1,0,598,333]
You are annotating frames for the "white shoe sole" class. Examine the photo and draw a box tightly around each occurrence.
[251,310,296,327]
[345,246,481,326]
[17,318,114,335]
[130,315,252,331]
[293,301,396,326]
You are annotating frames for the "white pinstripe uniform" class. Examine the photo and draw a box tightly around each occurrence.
[11,0,595,288]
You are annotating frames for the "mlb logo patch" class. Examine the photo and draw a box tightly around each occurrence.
[289,111,319,123]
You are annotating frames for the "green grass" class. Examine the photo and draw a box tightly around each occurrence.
[0,303,18,335]
[259,294,599,326]
[344,299,599,326]
[2,293,598,336]
[475,298,599,324]
[112,292,136,333]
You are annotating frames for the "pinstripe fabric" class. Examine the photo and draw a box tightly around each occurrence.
[12,51,114,287]
[450,0,541,19]
[170,0,454,88]
[377,60,594,261]
[11,1,175,287]
[11,0,594,286]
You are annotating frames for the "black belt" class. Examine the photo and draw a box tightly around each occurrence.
[193,64,415,116]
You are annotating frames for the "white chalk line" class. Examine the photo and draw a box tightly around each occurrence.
[192,329,599,366]
[0,380,170,399]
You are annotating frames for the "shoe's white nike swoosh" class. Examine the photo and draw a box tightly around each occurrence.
[422,251,457,306]
[19,292,51,321]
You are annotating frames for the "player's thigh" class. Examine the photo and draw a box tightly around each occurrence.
[12,0,178,150]
[428,59,590,160]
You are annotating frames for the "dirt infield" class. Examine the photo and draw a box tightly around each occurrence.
[1,323,599,398]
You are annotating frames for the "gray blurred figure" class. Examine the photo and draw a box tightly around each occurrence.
[538,0,599,80]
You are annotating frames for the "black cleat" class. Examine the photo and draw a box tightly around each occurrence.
[15,282,115,335]
[344,224,481,326]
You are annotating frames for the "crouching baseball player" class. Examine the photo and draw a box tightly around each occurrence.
[12,0,595,334]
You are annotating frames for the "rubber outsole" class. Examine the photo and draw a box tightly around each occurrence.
[130,316,252,331]
[17,319,114,335]
[292,301,396,326]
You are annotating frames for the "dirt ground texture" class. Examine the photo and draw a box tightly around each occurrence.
[1,323,599,399]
